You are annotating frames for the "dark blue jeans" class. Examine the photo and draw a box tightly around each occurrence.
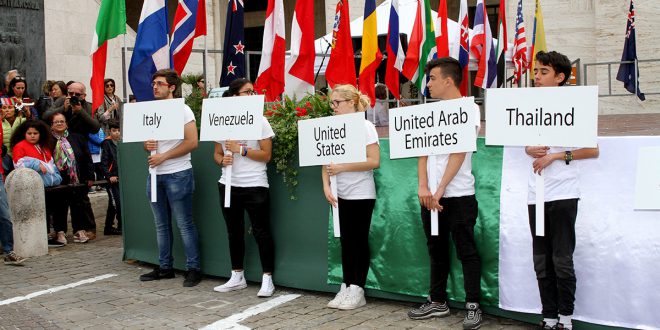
[0,178,14,253]
[147,168,200,271]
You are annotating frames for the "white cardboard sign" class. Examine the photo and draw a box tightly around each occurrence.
[634,146,660,210]
[122,98,185,143]
[199,95,264,141]
[297,112,366,167]
[485,86,598,148]
[389,97,478,159]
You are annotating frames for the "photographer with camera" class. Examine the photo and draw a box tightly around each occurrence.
[44,82,100,137]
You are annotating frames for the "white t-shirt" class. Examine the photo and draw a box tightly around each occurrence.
[336,119,379,200]
[428,102,481,198]
[154,104,195,175]
[218,117,275,188]
[527,147,580,204]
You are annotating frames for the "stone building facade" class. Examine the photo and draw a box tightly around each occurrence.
[39,0,658,114]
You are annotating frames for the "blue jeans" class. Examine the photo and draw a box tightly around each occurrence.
[147,168,200,270]
[0,178,14,253]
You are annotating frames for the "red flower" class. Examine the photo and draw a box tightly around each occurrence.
[265,110,274,117]
[305,101,312,109]
[296,108,308,117]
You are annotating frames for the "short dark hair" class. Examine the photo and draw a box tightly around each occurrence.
[107,119,120,130]
[10,120,52,149]
[227,78,252,96]
[152,69,181,96]
[425,57,462,87]
[535,51,572,86]
[375,83,388,100]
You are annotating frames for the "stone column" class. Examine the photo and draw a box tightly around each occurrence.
[6,168,47,258]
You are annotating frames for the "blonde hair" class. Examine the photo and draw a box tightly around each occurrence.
[330,84,370,112]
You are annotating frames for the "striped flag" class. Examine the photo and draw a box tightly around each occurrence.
[530,0,547,74]
[326,0,356,88]
[450,0,470,96]
[496,0,508,87]
[401,0,435,92]
[471,0,497,89]
[434,0,449,58]
[170,0,207,75]
[358,0,383,106]
[128,0,170,102]
[90,0,126,112]
[285,0,315,99]
[220,0,245,87]
[385,0,405,100]
[254,0,286,101]
[512,0,528,85]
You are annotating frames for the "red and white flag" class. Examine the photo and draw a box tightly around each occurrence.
[285,0,315,98]
[254,0,285,101]
[435,0,449,58]
[512,0,528,84]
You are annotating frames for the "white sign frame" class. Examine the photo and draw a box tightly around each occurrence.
[297,112,366,167]
[123,98,187,203]
[122,98,185,143]
[389,97,478,159]
[634,146,660,210]
[485,86,598,148]
[199,95,265,141]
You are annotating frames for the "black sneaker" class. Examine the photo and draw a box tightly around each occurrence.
[139,267,175,281]
[183,269,202,287]
[463,302,482,330]
[47,239,65,248]
[407,298,450,320]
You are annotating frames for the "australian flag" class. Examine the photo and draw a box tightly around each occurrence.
[616,0,645,101]
[220,0,245,87]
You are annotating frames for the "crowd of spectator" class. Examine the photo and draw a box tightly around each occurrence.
[0,69,125,264]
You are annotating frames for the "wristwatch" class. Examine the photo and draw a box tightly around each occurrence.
[564,151,573,165]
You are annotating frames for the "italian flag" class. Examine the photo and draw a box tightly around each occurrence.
[90,0,126,113]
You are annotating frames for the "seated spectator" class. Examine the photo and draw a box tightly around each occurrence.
[95,78,123,134]
[101,119,122,235]
[48,113,96,244]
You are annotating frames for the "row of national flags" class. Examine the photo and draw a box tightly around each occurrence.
[90,0,646,107]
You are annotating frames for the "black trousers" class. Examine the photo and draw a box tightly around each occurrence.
[337,198,375,288]
[50,185,95,233]
[104,183,122,230]
[421,195,481,303]
[528,198,578,318]
[219,184,274,273]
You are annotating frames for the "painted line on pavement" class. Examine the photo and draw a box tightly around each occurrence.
[200,293,301,330]
[0,273,118,306]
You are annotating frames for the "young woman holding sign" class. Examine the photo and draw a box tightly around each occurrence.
[212,78,277,298]
[323,84,380,310]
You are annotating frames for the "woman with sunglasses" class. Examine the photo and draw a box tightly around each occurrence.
[95,78,123,134]
[212,78,276,298]
[323,84,380,310]
[7,77,37,119]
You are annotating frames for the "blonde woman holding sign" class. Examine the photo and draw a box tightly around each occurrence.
[323,84,380,310]
[213,78,276,298]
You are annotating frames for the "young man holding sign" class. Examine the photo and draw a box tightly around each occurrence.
[139,69,202,288]
[407,58,482,330]
[526,51,599,330]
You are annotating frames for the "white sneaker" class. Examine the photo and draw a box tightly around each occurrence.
[337,285,366,310]
[327,283,348,309]
[257,274,275,297]
[213,270,247,292]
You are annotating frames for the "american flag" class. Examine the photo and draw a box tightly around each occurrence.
[512,0,528,84]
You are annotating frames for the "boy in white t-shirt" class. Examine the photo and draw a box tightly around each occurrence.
[526,51,599,330]
[407,58,482,330]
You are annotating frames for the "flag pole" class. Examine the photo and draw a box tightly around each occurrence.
[122,34,128,102]
[203,35,208,90]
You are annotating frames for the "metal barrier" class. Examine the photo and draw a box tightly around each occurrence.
[583,58,659,97]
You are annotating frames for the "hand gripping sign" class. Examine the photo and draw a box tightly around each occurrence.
[486,86,598,236]
[298,112,366,237]
[200,95,265,207]
[389,97,479,235]
[123,99,185,203]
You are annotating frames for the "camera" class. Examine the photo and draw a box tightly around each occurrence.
[69,95,80,106]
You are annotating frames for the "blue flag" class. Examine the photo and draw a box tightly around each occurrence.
[616,0,645,101]
[220,0,245,87]
[128,0,170,102]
